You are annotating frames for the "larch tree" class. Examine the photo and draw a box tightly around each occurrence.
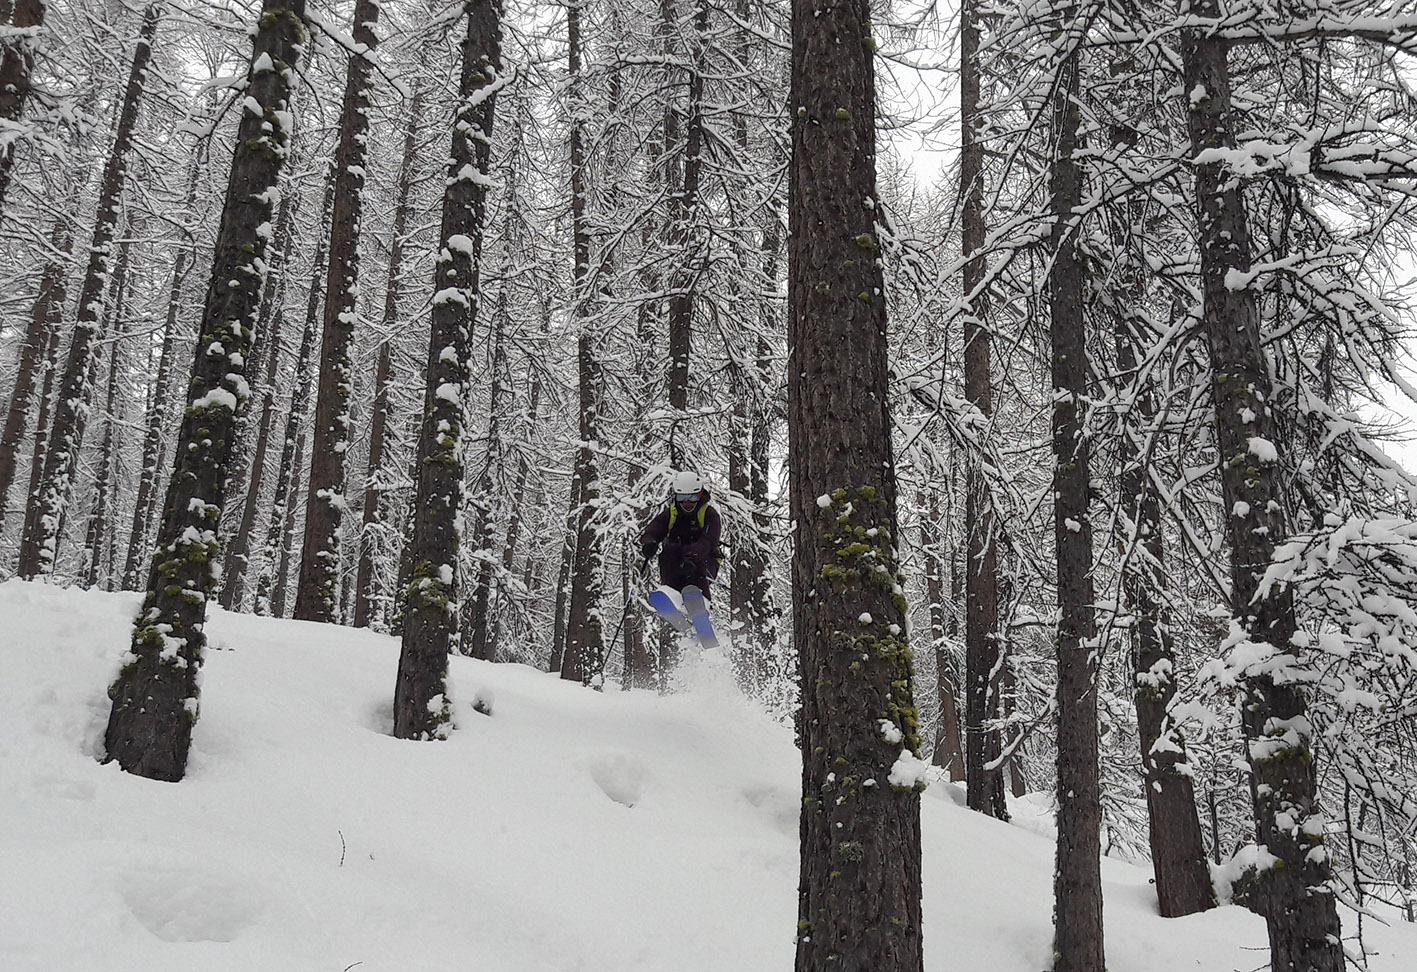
[1181,1,1344,967]
[354,83,425,630]
[960,0,1006,820]
[789,1,924,970]
[0,0,44,214]
[219,162,296,610]
[103,0,306,782]
[19,3,160,580]
[1045,8,1103,970]
[1100,42,1214,916]
[0,213,68,534]
[559,0,603,686]
[122,154,201,593]
[294,0,380,623]
[81,234,133,590]
[393,0,503,739]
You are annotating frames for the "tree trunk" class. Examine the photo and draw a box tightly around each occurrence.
[352,339,392,625]
[790,2,923,969]
[252,165,334,616]
[961,0,1007,820]
[122,223,192,591]
[0,215,67,534]
[549,473,577,675]
[661,0,706,451]
[257,279,322,617]
[0,0,44,213]
[1112,152,1215,921]
[83,239,133,589]
[1047,13,1103,970]
[1182,6,1344,968]
[294,0,379,622]
[494,300,545,657]
[393,0,501,739]
[746,230,780,690]
[924,493,964,780]
[560,0,603,685]
[18,289,61,565]
[269,414,306,618]
[354,84,423,629]
[103,0,304,782]
[19,4,159,579]
[462,216,516,660]
[219,171,296,610]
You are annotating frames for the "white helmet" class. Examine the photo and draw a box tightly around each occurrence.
[671,471,703,500]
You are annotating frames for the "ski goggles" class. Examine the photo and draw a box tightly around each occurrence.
[676,493,699,503]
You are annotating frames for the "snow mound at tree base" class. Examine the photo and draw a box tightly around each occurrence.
[2,579,1414,971]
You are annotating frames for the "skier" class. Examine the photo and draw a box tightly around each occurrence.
[640,471,721,645]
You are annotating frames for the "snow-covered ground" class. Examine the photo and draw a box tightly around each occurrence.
[2,579,1414,972]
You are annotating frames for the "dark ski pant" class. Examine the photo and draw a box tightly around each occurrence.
[658,557,715,599]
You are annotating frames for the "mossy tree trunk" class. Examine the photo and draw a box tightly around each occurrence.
[103,0,305,782]
[393,0,502,739]
[789,2,923,969]
[20,4,159,580]
[294,0,380,623]
[1182,4,1343,967]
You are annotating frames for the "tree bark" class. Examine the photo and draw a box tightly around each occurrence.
[0,0,44,213]
[1047,12,1104,971]
[393,0,501,739]
[924,494,964,780]
[18,285,61,565]
[19,5,159,579]
[1182,6,1343,968]
[0,215,67,534]
[661,0,706,451]
[122,218,192,591]
[219,170,296,610]
[269,411,306,618]
[560,0,603,685]
[83,238,133,590]
[103,0,304,782]
[294,0,379,622]
[255,225,325,618]
[961,0,1007,820]
[1111,139,1215,919]
[790,2,923,970]
[354,84,423,629]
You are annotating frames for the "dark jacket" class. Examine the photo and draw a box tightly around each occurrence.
[641,491,721,593]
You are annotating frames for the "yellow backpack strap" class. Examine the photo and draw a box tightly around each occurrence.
[697,504,708,528]
[668,502,678,530]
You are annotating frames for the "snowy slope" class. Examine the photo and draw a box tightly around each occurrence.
[2,579,1414,972]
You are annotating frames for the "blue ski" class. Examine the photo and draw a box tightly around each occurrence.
[648,587,691,634]
[680,585,718,649]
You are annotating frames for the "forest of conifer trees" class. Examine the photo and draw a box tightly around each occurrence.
[3,2,1417,970]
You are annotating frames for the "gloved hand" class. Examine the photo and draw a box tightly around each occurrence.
[641,541,657,561]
